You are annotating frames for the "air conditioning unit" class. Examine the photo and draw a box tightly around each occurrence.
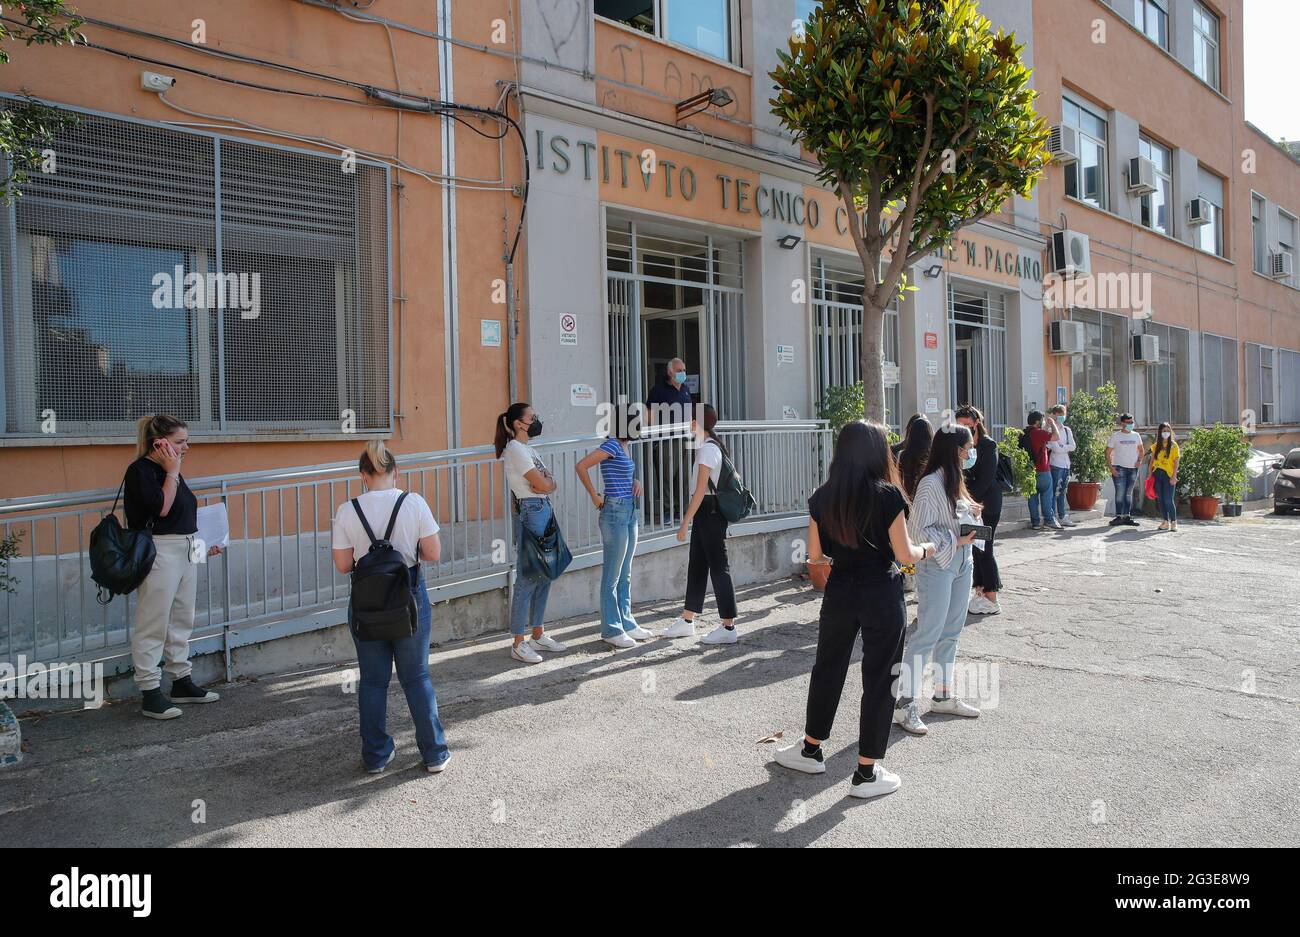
[1187,197,1212,227]
[1126,156,1158,195]
[1048,124,1080,163]
[1271,251,1295,280]
[1049,319,1087,355]
[1049,229,1092,277]
[1132,333,1159,363]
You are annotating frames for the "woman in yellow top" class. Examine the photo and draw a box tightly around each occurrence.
[1146,422,1181,531]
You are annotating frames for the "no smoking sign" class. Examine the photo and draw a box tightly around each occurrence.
[560,314,578,346]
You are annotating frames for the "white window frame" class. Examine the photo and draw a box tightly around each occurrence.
[1138,134,1173,236]
[1196,194,1226,258]
[1251,192,1268,274]
[1192,1,1221,91]
[1134,0,1169,50]
[595,0,741,66]
[1063,94,1109,211]
[1279,209,1299,289]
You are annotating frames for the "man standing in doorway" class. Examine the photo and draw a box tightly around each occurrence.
[1106,413,1143,527]
[1046,404,1077,527]
[644,358,694,520]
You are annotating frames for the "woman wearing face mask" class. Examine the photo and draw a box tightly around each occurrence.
[496,403,567,664]
[660,405,738,645]
[956,405,1001,615]
[894,424,982,735]
[1146,422,1180,531]
[125,414,223,720]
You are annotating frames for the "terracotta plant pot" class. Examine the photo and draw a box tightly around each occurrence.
[1067,481,1101,511]
[807,561,830,591]
[1189,496,1220,520]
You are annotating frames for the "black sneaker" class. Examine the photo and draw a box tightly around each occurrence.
[170,676,220,703]
[141,688,182,720]
[1123,516,1140,527]
[1108,516,1124,526]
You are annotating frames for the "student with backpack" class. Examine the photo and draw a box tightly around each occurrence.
[956,405,1002,615]
[773,420,934,798]
[1021,410,1060,530]
[661,405,752,645]
[331,440,450,775]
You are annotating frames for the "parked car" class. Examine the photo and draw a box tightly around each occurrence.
[1272,449,1300,514]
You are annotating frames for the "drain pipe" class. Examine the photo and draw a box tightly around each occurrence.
[506,259,519,402]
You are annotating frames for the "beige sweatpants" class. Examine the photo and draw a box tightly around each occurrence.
[131,534,198,691]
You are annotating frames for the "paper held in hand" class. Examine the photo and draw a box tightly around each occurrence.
[196,503,230,550]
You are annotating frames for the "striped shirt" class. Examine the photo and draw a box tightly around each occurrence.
[906,471,974,570]
[598,438,635,498]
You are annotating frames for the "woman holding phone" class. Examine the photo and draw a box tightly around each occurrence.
[125,414,223,720]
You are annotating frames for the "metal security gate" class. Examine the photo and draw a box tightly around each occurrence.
[605,216,745,418]
[811,256,899,427]
[948,284,1008,435]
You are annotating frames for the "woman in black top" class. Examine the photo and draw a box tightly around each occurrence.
[956,404,1002,615]
[774,420,935,799]
[124,414,222,720]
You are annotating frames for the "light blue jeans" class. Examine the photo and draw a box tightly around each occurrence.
[1051,465,1071,518]
[511,497,553,636]
[598,495,639,637]
[899,549,974,702]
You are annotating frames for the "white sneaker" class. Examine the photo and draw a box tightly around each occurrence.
[529,634,567,652]
[968,595,990,615]
[602,632,637,649]
[978,597,1000,615]
[1049,517,1064,530]
[848,763,901,799]
[700,624,738,645]
[659,617,696,639]
[1060,514,1078,527]
[929,696,981,718]
[893,702,927,735]
[774,741,827,774]
[510,641,543,664]
[625,626,655,641]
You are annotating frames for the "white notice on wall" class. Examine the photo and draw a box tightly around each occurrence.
[882,363,900,386]
[1028,371,1039,385]
[560,313,578,346]
[570,383,596,407]
[925,359,939,377]
[782,406,800,420]
[776,344,795,365]
[924,397,939,413]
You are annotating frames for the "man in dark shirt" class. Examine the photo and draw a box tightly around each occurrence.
[644,358,694,519]
[1022,411,1059,530]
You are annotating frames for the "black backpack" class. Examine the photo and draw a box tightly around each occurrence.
[348,493,418,641]
[89,476,157,605]
[995,452,1017,494]
[707,440,756,523]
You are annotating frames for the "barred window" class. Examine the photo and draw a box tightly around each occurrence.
[1200,333,1239,426]
[1,108,391,437]
[1142,321,1189,425]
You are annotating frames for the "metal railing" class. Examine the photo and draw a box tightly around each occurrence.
[0,420,830,669]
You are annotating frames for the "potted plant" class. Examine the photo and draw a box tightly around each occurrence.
[999,426,1038,500]
[1063,383,1119,511]
[1177,423,1250,521]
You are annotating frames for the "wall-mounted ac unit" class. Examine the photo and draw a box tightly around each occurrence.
[1271,251,1295,280]
[1187,197,1212,227]
[1049,319,1087,355]
[1049,124,1080,163]
[1132,333,1160,363]
[1050,230,1091,277]
[1127,156,1158,195]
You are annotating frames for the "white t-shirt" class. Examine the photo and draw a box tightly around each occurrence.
[503,439,549,501]
[1107,429,1144,469]
[1046,422,1075,469]
[691,439,724,496]
[332,488,439,567]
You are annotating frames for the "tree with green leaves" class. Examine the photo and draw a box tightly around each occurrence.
[771,0,1050,421]
[1,0,84,202]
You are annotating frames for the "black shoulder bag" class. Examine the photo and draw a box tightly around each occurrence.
[89,474,157,605]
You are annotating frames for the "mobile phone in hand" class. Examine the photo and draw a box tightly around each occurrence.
[959,523,993,543]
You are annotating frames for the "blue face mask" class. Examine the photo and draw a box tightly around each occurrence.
[963,450,978,470]
[672,370,686,385]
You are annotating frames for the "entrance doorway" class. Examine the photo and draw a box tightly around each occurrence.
[643,307,702,401]
[947,284,1008,435]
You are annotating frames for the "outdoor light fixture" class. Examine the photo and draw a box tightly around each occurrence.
[924,264,944,278]
[777,234,802,250]
[675,87,735,122]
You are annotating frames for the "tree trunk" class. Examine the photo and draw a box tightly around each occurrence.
[860,297,887,424]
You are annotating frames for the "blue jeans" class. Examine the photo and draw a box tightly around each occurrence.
[350,566,449,770]
[598,496,639,637]
[899,550,974,701]
[511,498,553,636]
[1028,470,1055,525]
[1051,465,1071,518]
[1113,466,1138,517]
[1153,468,1176,521]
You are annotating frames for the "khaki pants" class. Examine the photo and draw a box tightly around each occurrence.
[131,534,198,691]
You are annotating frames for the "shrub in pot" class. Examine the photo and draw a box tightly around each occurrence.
[1062,383,1119,510]
[999,426,1037,499]
[1176,423,1250,520]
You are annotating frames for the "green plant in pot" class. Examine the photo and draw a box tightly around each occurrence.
[1177,423,1250,520]
[998,427,1037,499]
[1063,382,1119,511]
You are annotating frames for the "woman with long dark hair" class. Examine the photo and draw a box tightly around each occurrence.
[661,404,738,645]
[896,413,934,500]
[956,404,1002,614]
[895,423,981,735]
[496,402,567,664]
[773,421,934,798]
[1145,421,1180,531]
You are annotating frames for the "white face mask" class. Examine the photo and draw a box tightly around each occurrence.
[1161,431,1171,440]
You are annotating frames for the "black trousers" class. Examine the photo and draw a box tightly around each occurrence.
[804,572,907,760]
[972,493,1002,593]
[684,497,737,619]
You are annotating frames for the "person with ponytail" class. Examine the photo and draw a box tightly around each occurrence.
[1145,421,1180,531]
[956,404,1003,615]
[496,402,567,664]
[660,404,739,645]
[331,440,450,774]
[125,414,222,720]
